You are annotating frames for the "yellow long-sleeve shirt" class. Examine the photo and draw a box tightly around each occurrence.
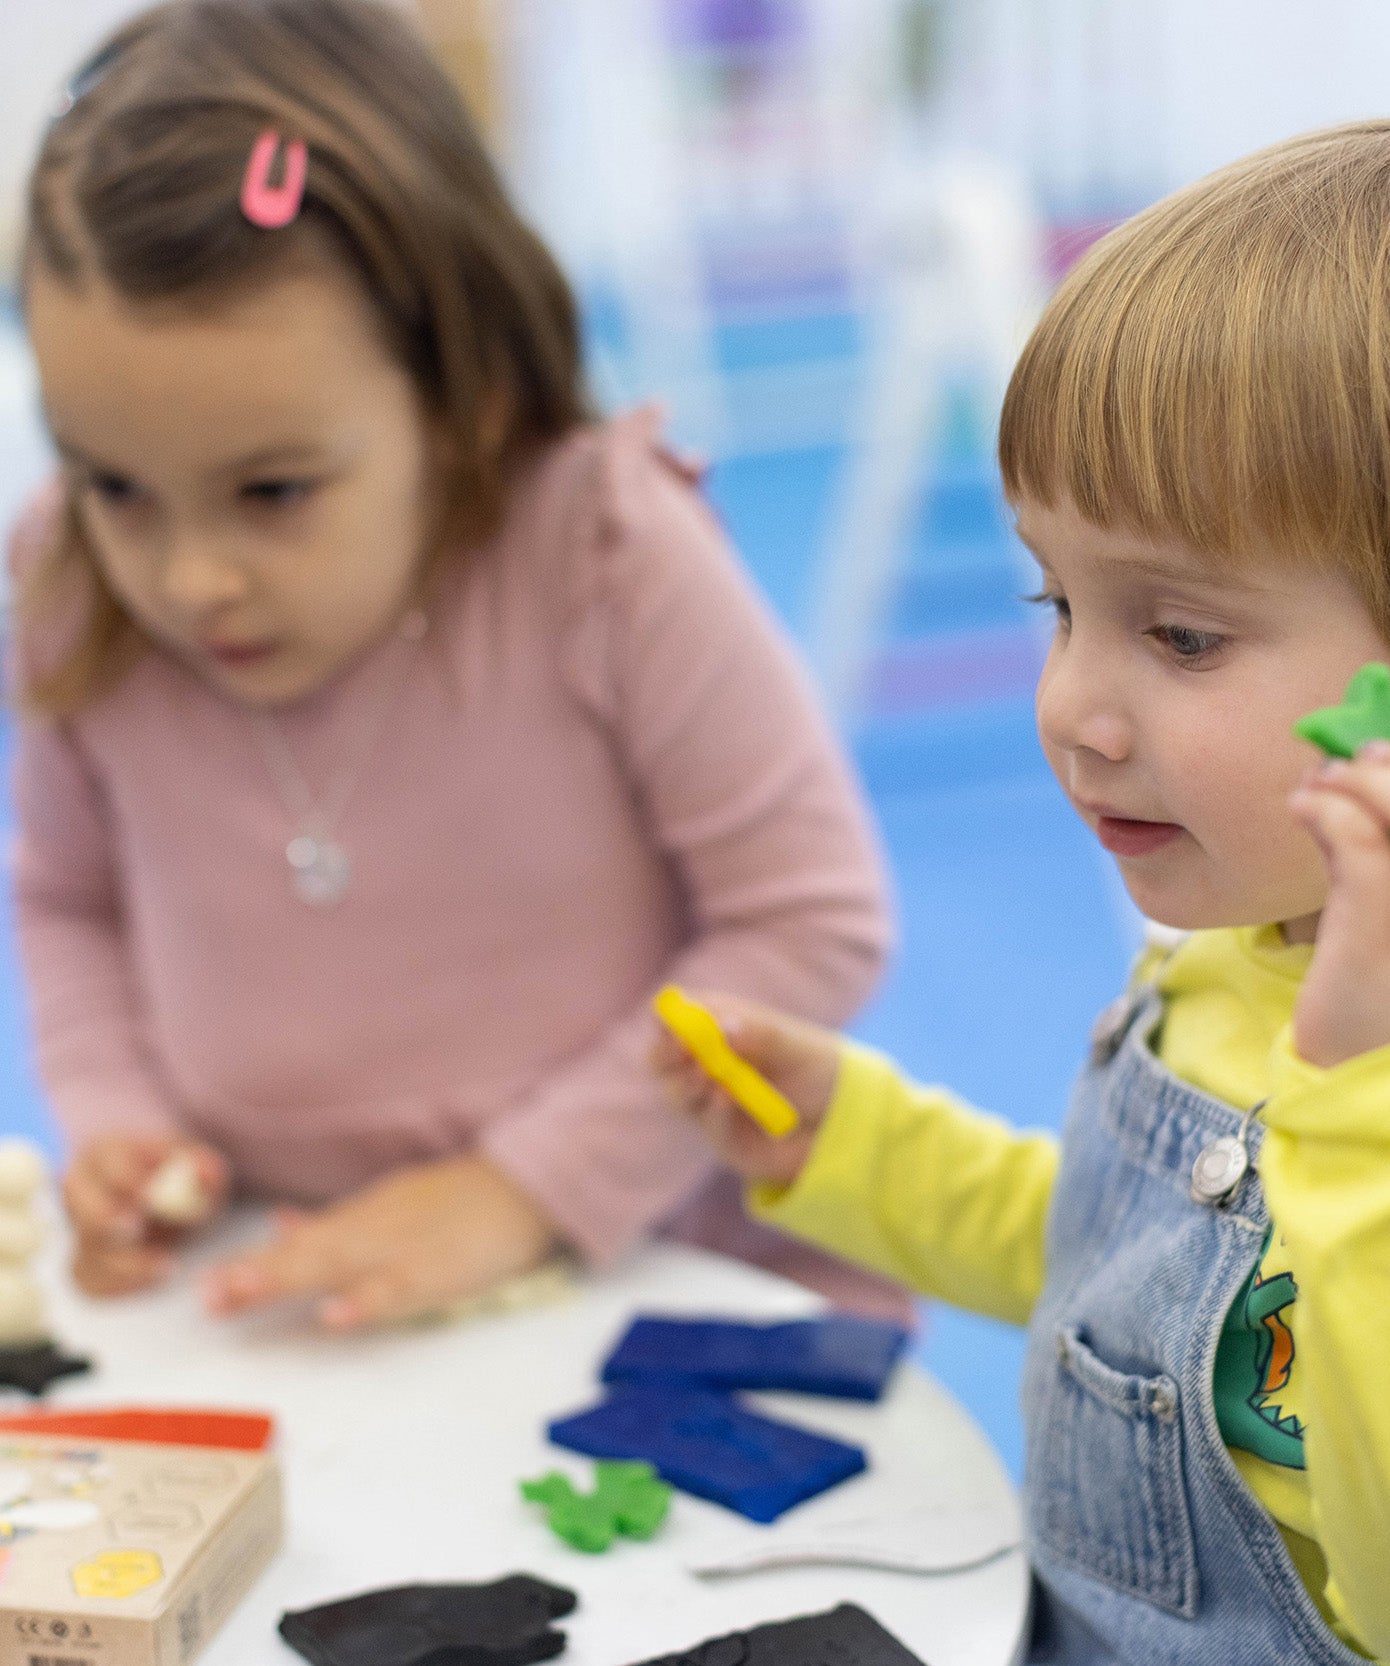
[752,925,1390,1661]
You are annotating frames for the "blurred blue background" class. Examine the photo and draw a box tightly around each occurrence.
[4,0,1390,1476]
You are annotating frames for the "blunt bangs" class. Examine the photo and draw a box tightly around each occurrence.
[999,122,1390,630]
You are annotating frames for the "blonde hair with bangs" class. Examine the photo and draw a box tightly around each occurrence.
[999,120,1390,636]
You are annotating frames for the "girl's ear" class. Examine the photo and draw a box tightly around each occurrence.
[475,378,516,463]
[423,379,513,485]
[420,376,520,556]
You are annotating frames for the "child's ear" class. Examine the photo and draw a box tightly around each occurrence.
[423,380,513,485]
[475,377,516,462]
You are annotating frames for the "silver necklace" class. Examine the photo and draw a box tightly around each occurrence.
[252,609,427,907]
[1189,1100,1264,1207]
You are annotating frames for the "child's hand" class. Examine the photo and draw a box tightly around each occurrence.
[1290,743,1390,1066]
[651,993,840,1189]
[200,1154,557,1331]
[63,1134,229,1296]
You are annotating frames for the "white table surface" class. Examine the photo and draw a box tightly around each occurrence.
[18,1223,1030,1666]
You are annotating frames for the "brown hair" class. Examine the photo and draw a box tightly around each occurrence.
[999,121,1390,636]
[23,0,591,711]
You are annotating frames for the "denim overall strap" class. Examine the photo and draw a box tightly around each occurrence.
[1021,986,1367,1666]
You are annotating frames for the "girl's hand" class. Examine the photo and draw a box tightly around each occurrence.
[651,993,840,1189]
[201,1154,557,1331]
[63,1134,229,1296]
[1290,743,1390,1066]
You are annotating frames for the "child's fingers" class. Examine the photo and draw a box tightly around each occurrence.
[1291,774,1390,891]
[71,1237,173,1297]
[1290,780,1390,1010]
[201,1223,345,1315]
[1301,747,1390,830]
[62,1165,145,1244]
[315,1269,410,1332]
[650,1027,690,1075]
[697,996,840,1126]
[654,1050,747,1142]
[86,1135,171,1203]
[189,1145,232,1213]
[657,1049,730,1117]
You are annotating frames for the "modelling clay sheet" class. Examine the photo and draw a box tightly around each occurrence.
[547,1385,866,1523]
[601,1312,909,1401]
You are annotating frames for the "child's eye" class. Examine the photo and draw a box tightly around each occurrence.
[86,471,140,505]
[1021,588,1071,628]
[240,477,314,506]
[1148,623,1225,661]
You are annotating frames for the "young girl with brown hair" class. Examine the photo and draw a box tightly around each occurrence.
[12,0,898,1329]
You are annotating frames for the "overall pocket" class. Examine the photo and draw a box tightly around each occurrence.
[1028,1324,1199,1617]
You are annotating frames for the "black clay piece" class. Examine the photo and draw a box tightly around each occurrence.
[625,1603,929,1666]
[278,1574,578,1666]
[0,1340,92,1396]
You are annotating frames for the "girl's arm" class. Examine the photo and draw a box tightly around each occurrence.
[13,712,230,1292]
[476,414,894,1267]
[11,713,178,1150]
[6,485,175,1151]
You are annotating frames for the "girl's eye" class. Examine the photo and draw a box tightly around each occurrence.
[1149,624,1225,660]
[1021,588,1071,627]
[86,471,140,504]
[240,478,314,506]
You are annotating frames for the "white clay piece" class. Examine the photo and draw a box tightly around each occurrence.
[0,1206,43,1262]
[0,1141,91,1387]
[144,1151,213,1227]
[0,1143,49,1347]
[0,1266,47,1347]
[0,1139,46,1205]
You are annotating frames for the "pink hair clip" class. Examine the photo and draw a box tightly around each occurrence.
[239,130,308,229]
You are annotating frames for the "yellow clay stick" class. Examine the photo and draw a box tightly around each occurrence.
[652,985,800,1138]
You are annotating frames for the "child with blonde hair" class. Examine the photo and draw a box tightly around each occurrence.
[658,123,1390,1662]
[11,0,901,1330]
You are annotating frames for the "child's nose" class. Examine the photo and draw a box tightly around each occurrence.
[1036,648,1131,763]
[158,539,249,614]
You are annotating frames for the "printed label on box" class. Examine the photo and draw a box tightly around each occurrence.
[0,1433,281,1666]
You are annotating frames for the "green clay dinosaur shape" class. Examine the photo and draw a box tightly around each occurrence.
[520,1460,671,1553]
[1294,662,1390,758]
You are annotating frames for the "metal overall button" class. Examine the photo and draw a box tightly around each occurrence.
[1148,1377,1179,1421]
[1089,993,1137,1065]
[1190,1101,1264,1207]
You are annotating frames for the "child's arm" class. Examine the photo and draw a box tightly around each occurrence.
[655,992,1059,1324]
[462,413,893,1271]
[1270,748,1390,1656]
[12,705,233,1289]
[12,716,182,1144]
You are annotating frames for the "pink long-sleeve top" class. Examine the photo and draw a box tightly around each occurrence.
[10,409,906,1314]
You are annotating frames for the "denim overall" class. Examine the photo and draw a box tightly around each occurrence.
[1020,985,1369,1665]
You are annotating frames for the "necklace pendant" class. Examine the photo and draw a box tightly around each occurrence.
[286,834,351,907]
[1189,1134,1248,1207]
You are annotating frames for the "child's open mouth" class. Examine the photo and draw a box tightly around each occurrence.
[1096,816,1183,856]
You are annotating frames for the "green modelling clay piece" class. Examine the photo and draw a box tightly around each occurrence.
[592,1460,671,1540]
[520,1471,616,1552]
[520,1461,671,1553]
[1294,662,1390,758]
